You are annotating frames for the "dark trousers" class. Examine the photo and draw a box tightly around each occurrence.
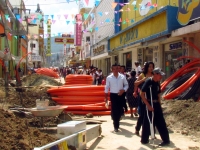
[110,93,123,129]
[122,92,128,115]
[141,103,170,143]
[135,96,145,131]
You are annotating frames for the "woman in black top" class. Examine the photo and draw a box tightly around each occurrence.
[126,70,137,117]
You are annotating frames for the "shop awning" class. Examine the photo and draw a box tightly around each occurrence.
[172,22,200,37]
[91,52,109,60]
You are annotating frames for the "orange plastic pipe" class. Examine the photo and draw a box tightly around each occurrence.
[163,68,200,99]
[161,59,200,91]
[184,40,200,54]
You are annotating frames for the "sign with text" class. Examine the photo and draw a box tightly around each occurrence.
[177,0,200,25]
[54,38,74,44]
[93,45,105,55]
[169,42,182,50]
[75,14,82,46]
[28,55,41,62]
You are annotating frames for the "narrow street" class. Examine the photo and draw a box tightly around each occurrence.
[86,115,200,150]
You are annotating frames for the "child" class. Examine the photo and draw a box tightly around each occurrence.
[101,76,106,85]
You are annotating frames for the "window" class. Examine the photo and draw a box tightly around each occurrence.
[30,43,36,48]
[86,36,90,42]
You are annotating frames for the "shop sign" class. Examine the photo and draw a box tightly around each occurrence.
[93,45,105,54]
[169,42,182,50]
[120,28,138,45]
[177,0,200,25]
[28,55,41,62]
[110,12,167,50]
[54,38,74,44]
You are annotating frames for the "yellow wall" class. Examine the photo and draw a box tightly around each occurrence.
[121,0,178,30]
[110,12,167,50]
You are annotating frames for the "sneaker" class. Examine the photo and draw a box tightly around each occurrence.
[114,128,119,132]
[135,130,140,136]
[158,141,170,146]
[141,140,149,144]
[134,113,138,117]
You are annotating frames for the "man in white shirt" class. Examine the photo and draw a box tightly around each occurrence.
[105,64,129,132]
[135,61,142,76]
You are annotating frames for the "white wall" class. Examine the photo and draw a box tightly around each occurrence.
[28,40,39,55]
[94,0,115,44]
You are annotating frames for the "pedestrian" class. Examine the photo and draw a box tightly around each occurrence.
[105,64,129,132]
[120,65,128,115]
[126,70,138,118]
[134,61,154,136]
[140,68,170,146]
[135,61,142,77]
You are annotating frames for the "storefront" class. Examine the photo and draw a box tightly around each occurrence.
[91,38,110,76]
[108,6,183,70]
[163,41,183,78]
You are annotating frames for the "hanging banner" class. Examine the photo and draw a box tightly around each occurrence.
[46,24,52,56]
[74,14,82,46]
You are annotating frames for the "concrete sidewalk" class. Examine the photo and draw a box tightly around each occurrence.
[86,115,200,150]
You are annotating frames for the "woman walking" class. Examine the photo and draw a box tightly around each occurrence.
[133,62,155,135]
[126,70,138,117]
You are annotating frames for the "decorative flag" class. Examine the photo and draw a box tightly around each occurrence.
[22,35,26,39]
[127,8,130,11]
[14,36,17,39]
[31,14,36,19]
[85,0,89,6]
[33,18,37,24]
[72,20,76,24]
[150,5,154,9]
[57,15,61,20]
[105,12,109,15]
[114,11,118,14]
[51,15,54,19]
[147,2,152,6]
[100,21,104,25]
[64,14,68,19]
[119,9,123,12]
[15,14,20,20]
[126,18,129,22]
[95,27,99,31]
[105,18,110,23]
[89,28,93,32]
[134,6,138,10]
[112,2,118,9]
[8,18,10,22]
[66,21,70,25]
[19,18,22,23]
[40,34,43,38]
[34,35,38,39]
[77,21,82,25]
[154,3,158,7]
[58,33,61,36]
[71,14,74,19]
[132,1,137,5]
[9,33,12,36]
[91,20,95,24]
[37,14,43,20]
[90,13,94,19]
[52,20,56,24]
[83,13,88,19]
[5,14,9,20]
[117,24,120,26]
[122,20,126,24]
[75,0,78,4]
[66,0,70,3]
[98,12,103,16]
[140,5,146,10]
[44,15,49,20]
[119,18,122,22]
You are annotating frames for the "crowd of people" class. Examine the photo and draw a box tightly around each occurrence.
[104,62,170,147]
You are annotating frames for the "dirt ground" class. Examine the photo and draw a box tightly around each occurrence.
[0,74,200,149]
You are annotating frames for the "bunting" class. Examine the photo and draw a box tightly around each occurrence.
[85,0,89,6]
[112,2,118,9]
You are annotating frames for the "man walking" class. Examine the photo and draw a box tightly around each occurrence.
[140,68,170,146]
[105,64,129,132]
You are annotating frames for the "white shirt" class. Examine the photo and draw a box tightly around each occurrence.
[136,65,142,76]
[105,73,129,93]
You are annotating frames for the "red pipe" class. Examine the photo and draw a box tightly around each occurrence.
[183,40,200,54]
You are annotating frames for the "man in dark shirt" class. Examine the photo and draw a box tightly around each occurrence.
[140,68,170,147]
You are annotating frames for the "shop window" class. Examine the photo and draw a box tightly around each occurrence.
[30,43,36,48]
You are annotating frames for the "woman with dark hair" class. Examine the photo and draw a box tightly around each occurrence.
[133,61,155,136]
[126,70,138,117]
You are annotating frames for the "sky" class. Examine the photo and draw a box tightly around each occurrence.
[24,0,95,36]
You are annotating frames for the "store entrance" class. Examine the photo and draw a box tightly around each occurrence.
[164,50,183,79]
[123,52,132,71]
